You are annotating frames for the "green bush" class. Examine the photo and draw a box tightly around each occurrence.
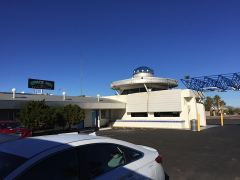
[19,100,52,130]
[19,101,85,131]
[63,104,85,129]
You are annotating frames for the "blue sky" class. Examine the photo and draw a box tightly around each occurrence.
[0,0,240,106]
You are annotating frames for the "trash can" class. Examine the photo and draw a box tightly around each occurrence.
[190,119,198,131]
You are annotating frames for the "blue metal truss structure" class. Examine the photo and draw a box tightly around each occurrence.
[181,72,240,92]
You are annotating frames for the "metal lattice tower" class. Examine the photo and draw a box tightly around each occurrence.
[181,72,240,92]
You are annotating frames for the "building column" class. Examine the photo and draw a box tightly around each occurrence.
[95,110,100,131]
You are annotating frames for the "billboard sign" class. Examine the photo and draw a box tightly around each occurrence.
[28,79,55,90]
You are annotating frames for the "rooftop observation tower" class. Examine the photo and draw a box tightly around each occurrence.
[111,66,178,95]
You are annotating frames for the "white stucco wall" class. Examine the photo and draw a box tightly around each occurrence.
[103,95,127,103]
[110,89,206,130]
[197,103,206,126]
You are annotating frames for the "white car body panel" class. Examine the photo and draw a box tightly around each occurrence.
[2,134,165,180]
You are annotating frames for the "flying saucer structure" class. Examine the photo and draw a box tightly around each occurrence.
[0,66,206,131]
[111,66,178,95]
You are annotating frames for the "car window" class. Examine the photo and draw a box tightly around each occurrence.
[18,148,78,180]
[0,122,20,129]
[77,143,126,179]
[0,152,27,179]
[117,145,143,163]
[0,124,7,129]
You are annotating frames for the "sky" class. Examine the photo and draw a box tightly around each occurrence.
[0,0,240,106]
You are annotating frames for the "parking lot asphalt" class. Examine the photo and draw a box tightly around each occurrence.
[96,121,240,180]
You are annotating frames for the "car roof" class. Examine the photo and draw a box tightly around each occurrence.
[0,133,106,158]
[0,134,21,144]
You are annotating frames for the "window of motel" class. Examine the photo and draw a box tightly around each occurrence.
[131,113,148,117]
[154,112,180,117]
[101,110,107,119]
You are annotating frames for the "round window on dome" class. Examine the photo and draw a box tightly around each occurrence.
[133,66,154,75]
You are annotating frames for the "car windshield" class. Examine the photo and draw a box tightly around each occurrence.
[0,122,20,129]
[0,151,27,178]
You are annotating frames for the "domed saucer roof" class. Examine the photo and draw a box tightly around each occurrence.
[111,66,178,92]
[133,66,154,75]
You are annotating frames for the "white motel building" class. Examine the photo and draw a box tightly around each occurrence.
[0,66,206,130]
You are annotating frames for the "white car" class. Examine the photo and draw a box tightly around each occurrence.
[0,133,166,180]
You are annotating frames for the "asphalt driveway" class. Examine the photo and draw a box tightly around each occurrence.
[97,123,240,180]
